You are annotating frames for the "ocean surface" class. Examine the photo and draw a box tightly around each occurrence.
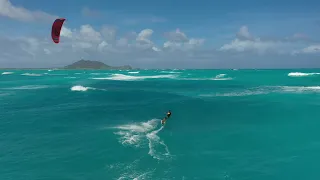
[1,69,320,180]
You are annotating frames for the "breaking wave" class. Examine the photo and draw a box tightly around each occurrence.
[128,71,140,74]
[280,86,320,92]
[92,74,176,81]
[210,90,267,97]
[90,72,233,81]
[288,72,320,77]
[70,85,95,91]
[1,72,14,75]
[178,74,232,81]
[211,74,233,80]
[21,73,42,76]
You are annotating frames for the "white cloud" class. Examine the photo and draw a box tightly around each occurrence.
[58,25,161,53]
[43,48,51,54]
[97,41,109,52]
[136,29,153,45]
[101,25,117,43]
[17,37,40,58]
[186,38,205,48]
[164,28,188,43]
[163,39,205,51]
[0,0,57,22]
[60,26,73,38]
[292,45,320,55]
[219,38,275,53]
[116,38,129,47]
[219,26,297,54]
[52,24,159,53]
[152,47,161,52]
[301,45,320,53]
[79,24,102,42]
[163,29,205,51]
[236,26,253,40]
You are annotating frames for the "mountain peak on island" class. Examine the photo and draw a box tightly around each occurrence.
[63,60,133,70]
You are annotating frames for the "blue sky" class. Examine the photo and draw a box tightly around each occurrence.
[0,0,320,68]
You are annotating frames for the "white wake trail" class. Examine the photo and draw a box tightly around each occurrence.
[146,125,170,160]
[113,119,171,160]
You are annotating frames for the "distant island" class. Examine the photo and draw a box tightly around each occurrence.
[0,60,135,70]
[63,60,133,70]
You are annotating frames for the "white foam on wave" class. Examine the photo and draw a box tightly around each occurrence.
[209,90,267,97]
[1,72,14,75]
[90,73,110,75]
[92,73,232,81]
[200,85,320,97]
[64,77,77,79]
[288,72,320,77]
[21,73,42,76]
[92,73,176,81]
[279,86,320,92]
[4,85,50,90]
[211,74,233,80]
[179,74,232,81]
[113,119,171,160]
[70,85,95,91]
[128,71,140,74]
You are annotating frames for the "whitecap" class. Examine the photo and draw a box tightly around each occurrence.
[92,73,175,81]
[1,72,14,75]
[21,73,42,76]
[70,85,95,91]
[288,72,320,77]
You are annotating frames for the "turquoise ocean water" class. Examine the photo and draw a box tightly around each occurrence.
[1,69,320,180]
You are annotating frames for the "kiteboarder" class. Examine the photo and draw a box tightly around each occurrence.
[161,110,171,125]
[166,110,171,118]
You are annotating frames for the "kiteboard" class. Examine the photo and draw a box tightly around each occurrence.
[161,117,167,125]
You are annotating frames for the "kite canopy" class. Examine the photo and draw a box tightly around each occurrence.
[51,18,66,44]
